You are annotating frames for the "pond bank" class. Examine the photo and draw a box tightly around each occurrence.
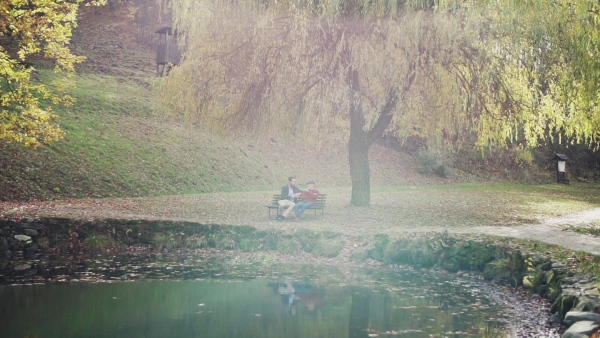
[1,217,598,337]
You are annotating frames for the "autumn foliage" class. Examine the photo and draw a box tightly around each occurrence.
[0,0,106,147]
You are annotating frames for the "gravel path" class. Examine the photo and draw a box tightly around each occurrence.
[1,190,599,256]
[377,207,600,255]
[366,207,600,255]
[459,208,600,255]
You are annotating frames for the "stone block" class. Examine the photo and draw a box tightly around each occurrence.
[25,244,38,254]
[14,235,32,242]
[562,321,600,338]
[574,297,599,312]
[23,222,44,230]
[564,311,600,326]
[13,263,31,271]
[36,237,49,249]
[23,229,39,237]
[7,219,21,228]
[20,217,42,224]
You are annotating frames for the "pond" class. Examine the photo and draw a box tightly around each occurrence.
[0,255,535,338]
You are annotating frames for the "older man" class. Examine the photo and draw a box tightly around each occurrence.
[294,180,319,221]
[276,176,301,221]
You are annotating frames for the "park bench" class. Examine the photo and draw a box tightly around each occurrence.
[266,194,327,220]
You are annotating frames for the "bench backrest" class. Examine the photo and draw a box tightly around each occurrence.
[272,194,327,207]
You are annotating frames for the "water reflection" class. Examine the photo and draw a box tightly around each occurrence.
[0,266,511,338]
[270,278,324,314]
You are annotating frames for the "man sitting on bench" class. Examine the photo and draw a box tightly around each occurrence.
[277,176,301,221]
[293,180,319,221]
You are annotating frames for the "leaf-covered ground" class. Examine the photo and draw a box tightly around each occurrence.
[2,183,599,254]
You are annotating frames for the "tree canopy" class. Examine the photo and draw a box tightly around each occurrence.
[0,0,105,148]
[158,0,600,205]
[440,0,600,148]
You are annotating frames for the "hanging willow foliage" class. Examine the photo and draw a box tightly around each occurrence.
[156,0,471,146]
[156,0,600,149]
[439,0,600,148]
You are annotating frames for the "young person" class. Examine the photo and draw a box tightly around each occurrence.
[277,176,301,221]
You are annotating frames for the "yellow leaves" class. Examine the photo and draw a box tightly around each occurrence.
[162,0,600,151]
[439,0,600,149]
[0,0,104,147]
[0,106,64,148]
[161,1,462,144]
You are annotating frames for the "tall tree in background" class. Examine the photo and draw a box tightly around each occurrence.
[158,0,470,206]
[438,0,600,148]
[0,0,105,148]
[158,0,600,206]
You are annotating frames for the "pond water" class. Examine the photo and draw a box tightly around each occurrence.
[0,260,514,338]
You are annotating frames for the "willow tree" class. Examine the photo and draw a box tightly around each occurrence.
[158,0,472,206]
[437,0,600,149]
[158,0,600,205]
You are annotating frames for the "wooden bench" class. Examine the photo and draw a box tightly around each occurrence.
[266,194,327,220]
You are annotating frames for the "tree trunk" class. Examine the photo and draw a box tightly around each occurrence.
[345,59,407,207]
[349,131,371,207]
[347,66,372,207]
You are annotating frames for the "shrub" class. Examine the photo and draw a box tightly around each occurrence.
[370,233,390,261]
[239,238,261,252]
[263,230,280,250]
[216,235,236,249]
[295,228,318,252]
[83,234,112,252]
[313,238,344,258]
[417,151,450,178]
[151,233,170,251]
[277,238,299,254]
[184,235,208,249]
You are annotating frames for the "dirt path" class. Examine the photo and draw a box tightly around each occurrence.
[2,190,599,255]
[375,207,600,255]
[276,200,600,256]
[463,208,600,255]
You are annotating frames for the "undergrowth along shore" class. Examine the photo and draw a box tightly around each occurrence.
[3,217,599,292]
[2,216,600,337]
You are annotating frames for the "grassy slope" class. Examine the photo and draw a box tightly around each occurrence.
[0,71,299,200]
[0,3,467,202]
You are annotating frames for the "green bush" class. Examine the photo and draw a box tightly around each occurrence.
[239,238,261,252]
[417,151,450,178]
[277,238,299,254]
[370,234,390,261]
[313,238,343,258]
[263,230,280,250]
[184,235,208,249]
[295,228,319,252]
[151,233,170,251]
[351,249,370,261]
[216,235,236,249]
[83,234,113,252]
[483,249,526,286]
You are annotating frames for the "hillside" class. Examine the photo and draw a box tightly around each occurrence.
[0,1,472,202]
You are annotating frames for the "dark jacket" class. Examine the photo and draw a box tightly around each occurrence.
[280,185,301,201]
